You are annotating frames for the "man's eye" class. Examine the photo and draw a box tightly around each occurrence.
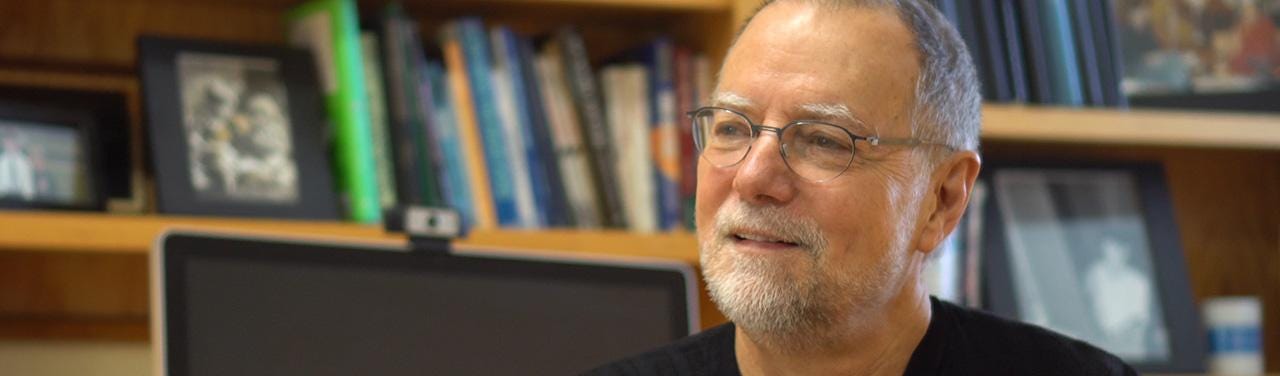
[714,122,749,138]
[803,134,850,151]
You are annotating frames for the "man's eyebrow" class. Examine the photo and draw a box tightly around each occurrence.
[709,91,753,110]
[797,102,871,132]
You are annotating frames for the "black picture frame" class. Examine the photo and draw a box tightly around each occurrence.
[0,101,105,211]
[0,86,133,201]
[138,36,339,220]
[979,161,1206,373]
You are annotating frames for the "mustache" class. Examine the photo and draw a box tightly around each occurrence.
[712,202,828,252]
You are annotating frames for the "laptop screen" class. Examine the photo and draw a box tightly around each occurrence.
[155,231,697,376]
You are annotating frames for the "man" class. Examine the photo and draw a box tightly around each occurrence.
[588,0,1135,374]
[0,129,36,201]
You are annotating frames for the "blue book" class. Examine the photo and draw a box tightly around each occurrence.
[640,39,682,231]
[1069,0,1104,106]
[1038,0,1084,106]
[456,19,521,227]
[492,26,551,228]
[1016,0,1055,104]
[425,60,475,227]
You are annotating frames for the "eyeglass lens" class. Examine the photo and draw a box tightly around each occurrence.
[692,108,856,182]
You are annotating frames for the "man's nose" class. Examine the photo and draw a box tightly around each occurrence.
[731,133,798,206]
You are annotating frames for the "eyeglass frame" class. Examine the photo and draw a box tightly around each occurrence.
[687,106,952,183]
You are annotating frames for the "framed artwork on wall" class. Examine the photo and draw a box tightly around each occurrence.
[980,161,1206,373]
[138,36,340,220]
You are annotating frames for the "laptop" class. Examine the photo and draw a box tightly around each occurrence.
[152,230,699,375]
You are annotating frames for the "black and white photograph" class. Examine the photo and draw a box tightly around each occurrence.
[0,121,84,205]
[992,169,1171,362]
[139,36,339,220]
[178,52,299,204]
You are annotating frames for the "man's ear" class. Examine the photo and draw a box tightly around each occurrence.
[916,150,981,254]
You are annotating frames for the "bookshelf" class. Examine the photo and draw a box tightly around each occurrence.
[0,0,1277,372]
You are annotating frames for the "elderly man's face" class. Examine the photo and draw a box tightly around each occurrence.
[697,3,929,340]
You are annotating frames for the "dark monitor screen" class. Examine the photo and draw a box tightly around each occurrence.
[156,231,696,376]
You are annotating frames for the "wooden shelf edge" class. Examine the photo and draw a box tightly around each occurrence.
[0,211,700,262]
[981,104,1280,150]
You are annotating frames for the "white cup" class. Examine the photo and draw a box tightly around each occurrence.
[1203,296,1263,375]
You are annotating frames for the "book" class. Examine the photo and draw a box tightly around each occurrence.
[554,27,627,229]
[536,44,601,228]
[516,37,571,227]
[1015,0,1055,104]
[453,19,524,228]
[1088,0,1126,107]
[425,60,476,228]
[1069,0,1106,106]
[370,10,420,207]
[998,0,1030,103]
[490,26,544,228]
[285,0,382,223]
[975,0,1014,102]
[1037,0,1085,106]
[440,23,498,229]
[675,48,698,231]
[687,53,712,231]
[359,32,398,209]
[601,64,656,233]
[640,39,683,231]
[373,7,444,207]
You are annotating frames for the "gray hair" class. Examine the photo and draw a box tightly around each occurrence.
[731,0,982,154]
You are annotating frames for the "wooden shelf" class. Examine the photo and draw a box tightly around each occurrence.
[982,104,1280,150]
[0,211,700,262]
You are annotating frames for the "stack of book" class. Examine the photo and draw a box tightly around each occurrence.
[289,0,711,232]
[929,0,1127,107]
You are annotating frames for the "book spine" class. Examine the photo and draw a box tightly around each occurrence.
[407,24,447,208]
[557,27,627,229]
[675,48,697,231]
[285,0,382,223]
[688,53,712,231]
[360,32,399,209]
[1038,0,1084,106]
[377,6,423,206]
[517,37,570,227]
[459,19,521,227]
[1016,0,1055,104]
[425,60,476,227]
[976,0,1013,102]
[536,46,600,228]
[646,39,681,231]
[998,0,1030,103]
[602,64,656,232]
[1069,0,1105,106]
[490,27,541,228]
[440,23,497,229]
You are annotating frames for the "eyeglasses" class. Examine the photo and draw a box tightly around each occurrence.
[689,106,944,182]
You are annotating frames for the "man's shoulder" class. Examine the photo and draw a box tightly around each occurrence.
[580,323,740,376]
[932,299,1136,375]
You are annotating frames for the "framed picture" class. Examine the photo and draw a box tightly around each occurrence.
[0,87,133,202]
[0,102,105,211]
[1114,0,1280,111]
[979,161,1205,373]
[138,36,339,220]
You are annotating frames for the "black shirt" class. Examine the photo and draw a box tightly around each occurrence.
[584,297,1137,375]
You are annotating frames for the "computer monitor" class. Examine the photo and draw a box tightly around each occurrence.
[152,230,698,376]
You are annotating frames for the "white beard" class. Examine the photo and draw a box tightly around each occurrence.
[700,201,910,350]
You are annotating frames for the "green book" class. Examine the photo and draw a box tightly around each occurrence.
[286,0,382,223]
